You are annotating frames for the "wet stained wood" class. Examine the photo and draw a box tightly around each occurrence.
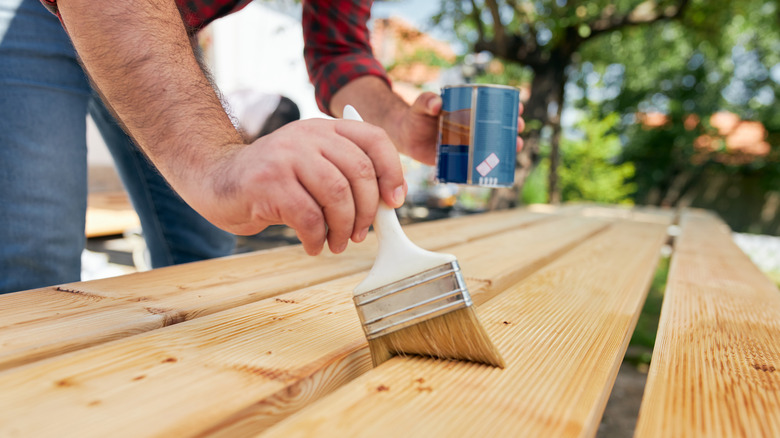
[635,211,780,437]
[258,221,668,438]
[0,215,608,437]
[0,209,549,371]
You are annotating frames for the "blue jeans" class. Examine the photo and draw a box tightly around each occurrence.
[0,0,235,294]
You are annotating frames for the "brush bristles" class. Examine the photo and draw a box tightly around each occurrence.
[367,307,505,368]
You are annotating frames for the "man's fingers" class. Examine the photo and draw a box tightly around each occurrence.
[296,157,356,254]
[411,92,442,116]
[320,144,379,244]
[334,120,405,208]
[278,184,327,256]
[231,117,413,256]
[517,102,525,152]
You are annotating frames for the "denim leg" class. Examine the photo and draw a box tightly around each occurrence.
[87,96,236,268]
[0,0,91,293]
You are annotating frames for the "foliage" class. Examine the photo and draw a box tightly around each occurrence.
[559,113,636,204]
[570,0,780,208]
[386,48,455,72]
[627,255,670,364]
[430,0,698,202]
[521,157,549,204]
[520,112,636,204]
[471,59,532,87]
[428,0,779,218]
[432,0,691,56]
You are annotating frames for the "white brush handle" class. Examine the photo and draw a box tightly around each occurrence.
[343,105,455,296]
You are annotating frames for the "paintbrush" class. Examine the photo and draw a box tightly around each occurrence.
[344,105,504,368]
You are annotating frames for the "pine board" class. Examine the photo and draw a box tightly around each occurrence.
[85,191,140,238]
[259,220,668,438]
[0,209,549,371]
[201,216,608,437]
[0,288,168,371]
[635,211,780,437]
[576,205,675,225]
[0,216,607,437]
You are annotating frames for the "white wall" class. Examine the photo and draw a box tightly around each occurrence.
[209,2,327,120]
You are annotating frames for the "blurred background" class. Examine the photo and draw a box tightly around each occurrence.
[88,0,779,277]
[80,1,778,435]
[85,0,780,284]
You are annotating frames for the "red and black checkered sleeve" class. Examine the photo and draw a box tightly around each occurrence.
[177,0,253,30]
[38,0,58,15]
[37,0,251,31]
[303,0,390,115]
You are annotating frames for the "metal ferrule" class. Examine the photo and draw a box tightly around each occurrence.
[353,261,473,340]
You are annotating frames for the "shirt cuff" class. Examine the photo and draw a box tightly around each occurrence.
[308,54,391,116]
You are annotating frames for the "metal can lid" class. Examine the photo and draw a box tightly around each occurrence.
[441,84,519,92]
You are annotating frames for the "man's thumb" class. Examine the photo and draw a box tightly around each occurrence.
[412,92,442,116]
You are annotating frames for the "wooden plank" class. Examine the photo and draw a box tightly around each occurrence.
[578,205,674,225]
[202,216,609,438]
[0,287,169,371]
[557,202,675,225]
[0,209,550,371]
[0,216,608,437]
[529,202,676,225]
[259,220,668,438]
[72,208,551,305]
[85,191,141,238]
[635,212,780,437]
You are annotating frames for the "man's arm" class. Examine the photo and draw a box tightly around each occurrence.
[59,0,241,186]
[330,76,444,166]
[333,78,524,167]
[301,0,441,166]
[303,0,523,167]
[56,0,406,255]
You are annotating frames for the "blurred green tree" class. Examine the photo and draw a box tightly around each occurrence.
[559,113,636,204]
[432,0,779,226]
[433,0,692,205]
[520,112,636,204]
[574,0,780,232]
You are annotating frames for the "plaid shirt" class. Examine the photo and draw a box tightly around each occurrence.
[38,0,389,114]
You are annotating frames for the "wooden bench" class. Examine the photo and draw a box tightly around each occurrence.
[0,205,777,437]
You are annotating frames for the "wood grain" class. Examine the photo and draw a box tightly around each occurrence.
[200,216,609,437]
[0,287,168,371]
[259,220,668,438]
[0,209,549,371]
[635,211,780,437]
[0,216,607,437]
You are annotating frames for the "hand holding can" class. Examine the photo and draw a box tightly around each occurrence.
[436,85,520,187]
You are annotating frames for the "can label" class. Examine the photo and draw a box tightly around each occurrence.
[436,85,519,187]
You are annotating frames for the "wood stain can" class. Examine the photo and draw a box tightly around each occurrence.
[436,84,520,187]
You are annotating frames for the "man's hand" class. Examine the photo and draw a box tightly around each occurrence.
[331,77,526,167]
[391,92,440,165]
[397,92,527,165]
[58,0,407,257]
[196,119,406,256]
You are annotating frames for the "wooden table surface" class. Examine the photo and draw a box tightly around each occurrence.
[85,191,140,238]
[1,204,778,437]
